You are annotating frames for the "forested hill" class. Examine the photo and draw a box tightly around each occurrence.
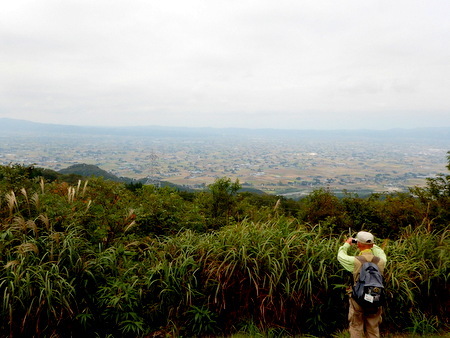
[1,117,449,140]
[58,163,127,182]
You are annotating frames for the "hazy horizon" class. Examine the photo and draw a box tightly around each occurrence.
[1,117,448,196]
[1,1,450,130]
[3,117,450,133]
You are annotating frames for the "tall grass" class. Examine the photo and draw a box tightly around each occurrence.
[0,180,448,336]
[383,225,449,333]
[138,219,447,336]
[0,184,99,336]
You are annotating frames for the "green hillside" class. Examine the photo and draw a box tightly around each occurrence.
[57,163,199,193]
[58,163,124,181]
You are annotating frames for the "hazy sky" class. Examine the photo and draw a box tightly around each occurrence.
[1,0,449,130]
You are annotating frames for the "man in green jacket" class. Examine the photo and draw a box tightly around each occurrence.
[337,231,387,338]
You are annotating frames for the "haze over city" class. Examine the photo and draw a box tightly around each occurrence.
[1,0,449,130]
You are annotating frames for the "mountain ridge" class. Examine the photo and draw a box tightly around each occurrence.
[1,117,449,140]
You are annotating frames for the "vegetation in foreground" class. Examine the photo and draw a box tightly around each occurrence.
[0,152,449,337]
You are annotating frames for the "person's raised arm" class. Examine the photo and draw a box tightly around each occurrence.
[337,238,355,272]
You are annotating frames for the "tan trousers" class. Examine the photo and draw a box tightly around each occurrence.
[348,297,382,338]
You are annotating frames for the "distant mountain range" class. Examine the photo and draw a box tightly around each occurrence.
[1,117,449,140]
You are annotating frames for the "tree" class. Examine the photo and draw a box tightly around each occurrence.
[409,150,450,230]
[200,177,241,229]
[298,188,349,233]
[0,163,42,193]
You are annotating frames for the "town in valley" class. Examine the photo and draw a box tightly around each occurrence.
[1,121,448,197]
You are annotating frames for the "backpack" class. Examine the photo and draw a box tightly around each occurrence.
[352,256,385,310]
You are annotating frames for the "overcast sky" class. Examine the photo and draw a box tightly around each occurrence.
[1,0,449,130]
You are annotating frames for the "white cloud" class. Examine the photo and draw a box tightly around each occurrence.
[1,0,449,129]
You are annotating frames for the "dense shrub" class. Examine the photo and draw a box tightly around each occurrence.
[0,159,449,336]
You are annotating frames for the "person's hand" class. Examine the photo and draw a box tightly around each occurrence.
[346,237,354,245]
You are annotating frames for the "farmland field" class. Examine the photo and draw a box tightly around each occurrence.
[1,130,447,196]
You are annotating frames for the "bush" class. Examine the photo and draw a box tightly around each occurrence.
[0,162,449,336]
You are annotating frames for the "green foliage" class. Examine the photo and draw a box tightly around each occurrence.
[407,309,440,335]
[199,177,241,229]
[298,188,350,234]
[408,151,450,231]
[341,192,385,232]
[134,185,206,235]
[58,163,124,182]
[0,217,98,336]
[124,181,144,193]
[186,305,218,335]
[382,225,449,333]
[0,156,449,337]
[0,163,43,193]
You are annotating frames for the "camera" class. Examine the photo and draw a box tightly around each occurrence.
[351,238,357,244]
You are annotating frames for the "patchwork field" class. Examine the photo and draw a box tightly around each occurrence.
[1,131,447,196]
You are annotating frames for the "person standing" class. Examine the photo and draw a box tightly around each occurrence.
[337,231,387,338]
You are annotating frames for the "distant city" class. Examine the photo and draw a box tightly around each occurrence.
[0,118,448,197]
